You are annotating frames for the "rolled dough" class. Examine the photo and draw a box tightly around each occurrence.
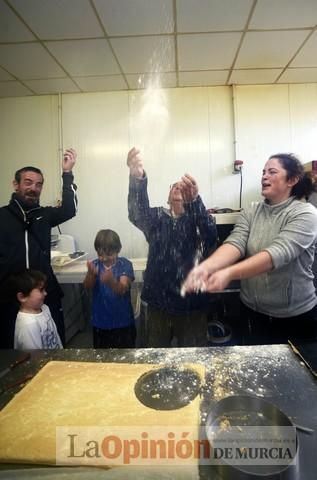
[0,361,204,467]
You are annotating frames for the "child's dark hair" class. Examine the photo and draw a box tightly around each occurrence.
[14,166,44,184]
[94,229,122,255]
[269,153,315,199]
[10,269,47,300]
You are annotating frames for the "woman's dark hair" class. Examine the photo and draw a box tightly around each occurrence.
[14,166,44,184]
[8,269,46,302]
[94,229,122,255]
[269,153,315,199]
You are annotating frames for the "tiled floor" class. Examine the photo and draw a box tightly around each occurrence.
[66,324,93,348]
[66,319,143,349]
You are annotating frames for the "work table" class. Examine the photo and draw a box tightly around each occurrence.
[0,345,316,478]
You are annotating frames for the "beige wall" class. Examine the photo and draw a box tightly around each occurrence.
[0,95,60,206]
[0,84,317,258]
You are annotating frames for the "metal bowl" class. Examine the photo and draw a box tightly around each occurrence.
[205,395,299,480]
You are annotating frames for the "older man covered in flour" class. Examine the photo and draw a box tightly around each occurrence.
[127,147,217,347]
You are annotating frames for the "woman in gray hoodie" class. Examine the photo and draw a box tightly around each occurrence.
[183,153,317,344]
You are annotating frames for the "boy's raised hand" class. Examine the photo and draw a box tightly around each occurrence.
[127,147,144,179]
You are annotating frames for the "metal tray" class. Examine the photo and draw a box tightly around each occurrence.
[51,251,86,268]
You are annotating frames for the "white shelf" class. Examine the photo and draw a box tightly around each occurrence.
[213,212,241,225]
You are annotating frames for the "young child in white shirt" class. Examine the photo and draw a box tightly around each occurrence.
[12,269,63,350]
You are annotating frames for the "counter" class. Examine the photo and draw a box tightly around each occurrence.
[0,345,316,478]
[53,257,147,284]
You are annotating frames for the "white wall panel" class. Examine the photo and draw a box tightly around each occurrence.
[59,91,141,258]
[1,84,317,261]
[60,87,218,259]
[0,95,59,207]
[234,85,292,207]
[165,87,212,208]
[288,83,317,163]
[129,87,212,207]
[208,86,236,209]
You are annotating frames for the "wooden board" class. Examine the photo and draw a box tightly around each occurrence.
[0,361,204,467]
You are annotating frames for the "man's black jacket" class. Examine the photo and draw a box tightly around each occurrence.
[0,171,77,301]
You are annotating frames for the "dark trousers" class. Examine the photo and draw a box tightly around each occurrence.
[0,302,18,349]
[93,325,136,349]
[144,305,208,348]
[240,302,317,345]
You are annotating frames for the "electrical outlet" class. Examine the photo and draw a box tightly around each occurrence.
[233,160,243,174]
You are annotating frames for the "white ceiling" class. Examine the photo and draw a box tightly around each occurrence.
[0,0,317,97]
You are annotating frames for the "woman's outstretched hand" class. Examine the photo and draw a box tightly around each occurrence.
[181,264,209,296]
[181,264,232,295]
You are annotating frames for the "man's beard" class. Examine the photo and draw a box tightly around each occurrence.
[16,192,40,208]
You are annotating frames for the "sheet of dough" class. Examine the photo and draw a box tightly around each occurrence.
[0,361,204,467]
